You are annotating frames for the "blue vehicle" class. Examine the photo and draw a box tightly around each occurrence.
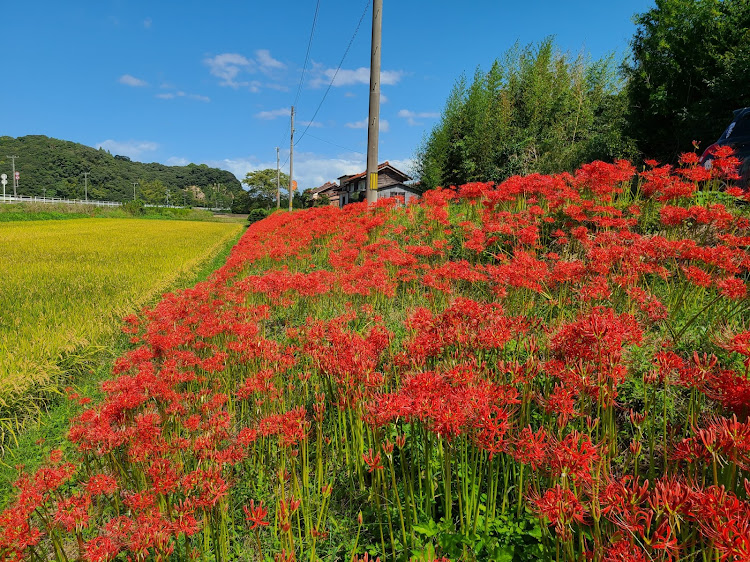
[699,107,750,189]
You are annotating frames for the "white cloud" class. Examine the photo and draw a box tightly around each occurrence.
[265,83,289,92]
[166,156,189,166]
[345,118,389,132]
[345,119,367,129]
[299,120,323,128]
[380,93,388,104]
[311,67,404,88]
[204,53,254,87]
[143,17,152,29]
[205,50,286,90]
[96,140,159,161]
[204,152,365,192]
[119,74,148,87]
[256,49,285,71]
[255,107,291,120]
[157,91,210,102]
[205,150,412,192]
[397,109,440,126]
[344,92,356,98]
[388,158,416,177]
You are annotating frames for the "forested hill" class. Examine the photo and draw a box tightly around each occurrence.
[0,135,242,206]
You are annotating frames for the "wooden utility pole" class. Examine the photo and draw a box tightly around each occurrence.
[83,171,90,201]
[365,0,382,204]
[289,106,295,212]
[276,146,281,210]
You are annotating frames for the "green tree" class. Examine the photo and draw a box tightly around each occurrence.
[140,179,167,205]
[416,38,634,190]
[624,0,750,162]
[243,169,290,202]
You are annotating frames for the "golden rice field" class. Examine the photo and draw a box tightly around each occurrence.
[0,218,242,439]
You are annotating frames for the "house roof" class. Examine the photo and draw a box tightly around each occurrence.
[338,161,412,184]
[309,181,338,195]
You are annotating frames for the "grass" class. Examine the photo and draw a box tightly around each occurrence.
[0,218,243,451]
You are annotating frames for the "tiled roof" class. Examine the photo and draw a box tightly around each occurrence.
[309,181,338,194]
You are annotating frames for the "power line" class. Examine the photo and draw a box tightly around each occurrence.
[294,0,371,149]
[293,0,321,109]
[277,0,321,156]
[305,133,365,155]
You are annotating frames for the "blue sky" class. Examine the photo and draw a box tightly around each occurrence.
[4,0,653,190]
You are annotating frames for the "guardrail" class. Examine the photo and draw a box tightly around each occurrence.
[0,195,123,207]
[0,195,231,212]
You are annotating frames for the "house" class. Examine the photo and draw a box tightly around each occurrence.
[308,181,340,207]
[336,162,420,206]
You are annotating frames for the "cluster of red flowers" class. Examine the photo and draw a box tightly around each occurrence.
[1,149,749,561]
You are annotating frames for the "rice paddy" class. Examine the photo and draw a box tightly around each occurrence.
[0,218,242,445]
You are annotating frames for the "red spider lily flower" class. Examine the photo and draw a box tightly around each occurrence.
[85,474,118,496]
[603,539,648,562]
[278,497,301,526]
[243,500,269,530]
[83,536,120,562]
[395,433,407,449]
[0,505,43,558]
[512,426,549,470]
[547,431,601,484]
[310,526,329,539]
[381,439,394,456]
[650,520,680,556]
[274,550,297,562]
[363,449,384,472]
[53,492,92,532]
[600,475,650,535]
[530,485,586,541]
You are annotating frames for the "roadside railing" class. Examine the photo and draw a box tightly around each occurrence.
[0,195,230,212]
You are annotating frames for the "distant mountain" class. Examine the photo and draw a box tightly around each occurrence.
[0,135,242,206]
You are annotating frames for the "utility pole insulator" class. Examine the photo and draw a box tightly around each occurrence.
[365,0,383,204]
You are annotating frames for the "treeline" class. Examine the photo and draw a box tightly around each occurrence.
[0,135,242,206]
[418,0,750,190]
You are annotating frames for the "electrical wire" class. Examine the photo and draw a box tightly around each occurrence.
[305,133,364,155]
[276,0,321,161]
[293,0,321,109]
[293,0,371,150]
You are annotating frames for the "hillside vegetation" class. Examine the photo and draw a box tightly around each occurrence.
[0,136,242,206]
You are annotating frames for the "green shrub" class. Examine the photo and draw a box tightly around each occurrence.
[248,208,269,223]
[122,200,145,216]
